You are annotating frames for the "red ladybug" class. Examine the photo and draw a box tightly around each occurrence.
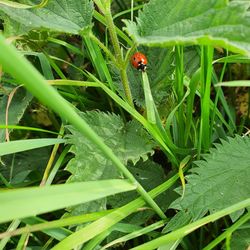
[131,52,148,72]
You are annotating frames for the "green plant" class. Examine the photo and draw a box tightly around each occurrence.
[0,0,250,249]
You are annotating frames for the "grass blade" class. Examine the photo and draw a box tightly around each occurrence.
[130,198,250,250]
[0,138,65,156]
[0,179,136,223]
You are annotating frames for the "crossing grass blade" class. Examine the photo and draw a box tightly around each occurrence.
[0,179,136,224]
[0,138,65,156]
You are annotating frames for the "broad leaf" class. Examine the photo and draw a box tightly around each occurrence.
[125,0,250,55]
[0,147,50,187]
[0,87,32,142]
[0,0,93,34]
[170,136,250,221]
[66,111,155,182]
[230,226,250,250]
[65,111,156,214]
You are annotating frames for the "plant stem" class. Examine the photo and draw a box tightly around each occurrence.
[130,198,250,250]
[103,2,134,107]
[198,46,214,158]
[174,45,185,147]
[89,33,117,67]
[203,211,250,250]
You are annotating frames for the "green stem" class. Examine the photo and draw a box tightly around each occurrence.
[203,211,250,250]
[198,46,214,158]
[174,45,185,147]
[103,2,134,107]
[89,33,118,67]
[130,198,250,250]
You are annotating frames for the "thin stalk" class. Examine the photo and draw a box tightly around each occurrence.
[130,198,250,250]
[0,33,165,220]
[198,46,214,158]
[89,33,117,67]
[0,220,20,250]
[40,125,64,186]
[103,1,134,107]
[174,45,185,147]
[203,211,250,250]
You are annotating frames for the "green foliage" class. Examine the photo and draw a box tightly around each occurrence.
[230,226,250,250]
[125,0,250,55]
[170,136,250,223]
[0,148,50,187]
[65,111,158,213]
[0,179,136,223]
[0,0,93,34]
[66,111,156,182]
[0,88,32,142]
[0,0,250,249]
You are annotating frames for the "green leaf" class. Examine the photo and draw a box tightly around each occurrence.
[170,136,250,220]
[0,87,32,142]
[65,111,156,214]
[0,138,65,156]
[230,227,250,250]
[108,160,166,208]
[0,147,51,186]
[0,0,93,34]
[0,179,136,223]
[66,111,155,182]
[124,0,250,55]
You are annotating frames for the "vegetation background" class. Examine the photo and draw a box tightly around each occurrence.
[0,0,250,249]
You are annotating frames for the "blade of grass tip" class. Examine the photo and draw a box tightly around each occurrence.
[101,220,166,250]
[142,72,156,124]
[0,34,166,220]
[203,211,250,250]
[51,173,180,250]
[130,198,250,250]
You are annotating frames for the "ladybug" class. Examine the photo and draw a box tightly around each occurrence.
[131,52,148,72]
